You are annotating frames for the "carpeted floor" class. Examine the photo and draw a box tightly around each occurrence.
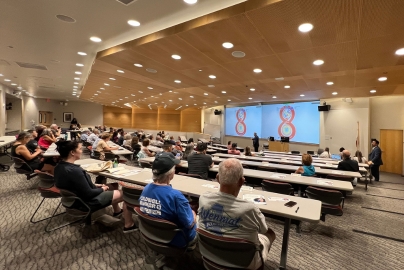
[0,151,404,270]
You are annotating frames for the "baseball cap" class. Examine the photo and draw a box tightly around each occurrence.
[152,152,180,175]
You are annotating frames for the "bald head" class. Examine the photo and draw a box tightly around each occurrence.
[218,158,244,186]
[342,150,351,159]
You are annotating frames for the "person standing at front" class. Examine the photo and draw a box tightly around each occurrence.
[252,132,259,152]
[368,139,383,181]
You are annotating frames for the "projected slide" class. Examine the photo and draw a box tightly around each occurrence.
[261,102,320,144]
[225,106,262,137]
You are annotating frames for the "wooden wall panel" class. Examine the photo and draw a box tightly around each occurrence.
[158,108,181,131]
[181,108,202,132]
[103,106,132,128]
[132,107,158,130]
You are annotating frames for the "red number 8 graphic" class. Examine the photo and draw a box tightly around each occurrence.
[235,109,247,136]
[278,106,296,139]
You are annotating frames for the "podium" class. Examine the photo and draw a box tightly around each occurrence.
[268,141,289,152]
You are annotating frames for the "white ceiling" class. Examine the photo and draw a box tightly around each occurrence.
[0,0,246,101]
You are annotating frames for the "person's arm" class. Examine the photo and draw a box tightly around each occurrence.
[70,169,103,201]
[295,166,304,174]
[176,193,196,229]
[43,135,56,143]
[337,162,343,170]
[208,156,214,168]
[144,147,154,157]
[16,145,42,160]
[103,141,118,151]
[252,207,268,234]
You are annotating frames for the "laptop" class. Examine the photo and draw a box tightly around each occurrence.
[331,154,341,160]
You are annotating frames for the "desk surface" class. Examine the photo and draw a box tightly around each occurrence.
[107,141,133,155]
[75,159,321,222]
[0,136,17,147]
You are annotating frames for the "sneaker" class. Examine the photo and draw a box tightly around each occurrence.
[113,209,123,218]
[123,224,138,233]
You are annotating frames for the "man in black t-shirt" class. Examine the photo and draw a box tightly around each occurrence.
[187,142,213,180]
[26,129,39,153]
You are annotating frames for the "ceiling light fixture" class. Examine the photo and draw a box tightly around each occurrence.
[104,83,109,86]
[253,68,262,73]
[74,77,80,80]
[313,60,324,65]
[75,71,82,74]
[332,92,338,95]
[326,82,334,85]
[370,90,377,93]
[169,90,172,92]
[395,48,404,55]
[109,78,116,80]
[190,96,194,98]
[222,42,234,49]
[300,94,305,97]
[4,79,11,82]
[76,63,84,67]
[128,20,140,27]
[100,88,105,90]
[73,86,78,88]
[90,36,102,42]
[250,88,255,91]
[378,77,387,81]
[78,52,87,56]
[171,55,181,60]
[298,23,313,33]
[174,80,181,83]
[284,85,290,89]
[272,96,277,98]
[74,82,79,85]
[204,93,208,96]
[117,70,124,73]
[11,83,17,86]
[209,75,216,79]
[184,0,198,4]
[248,97,252,100]
[227,99,231,102]
[222,91,226,94]
[134,63,143,67]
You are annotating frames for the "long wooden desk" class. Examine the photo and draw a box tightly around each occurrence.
[107,141,133,155]
[139,157,354,192]
[75,158,321,270]
[0,136,16,170]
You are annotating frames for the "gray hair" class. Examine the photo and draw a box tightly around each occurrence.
[41,128,53,137]
[152,166,175,184]
[50,124,58,129]
[93,129,99,134]
[218,158,244,185]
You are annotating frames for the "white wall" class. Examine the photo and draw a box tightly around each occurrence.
[5,97,22,131]
[320,97,370,157]
[0,83,21,136]
[22,97,103,129]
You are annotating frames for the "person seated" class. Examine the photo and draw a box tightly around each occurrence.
[140,134,146,143]
[187,138,194,147]
[319,147,331,158]
[339,147,345,157]
[131,136,141,157]
[38,129,57,150]
[187,142,213,180]
[227,140,232,150]
[228,143,241,155]
[35,125,45,142]
[109,127,114,134]
[26,129,39,153]
[70,118,81,128]
[162,143,175,156]
[54,140,137,233]
[117,130,125,145]
[338,150,360,186]
[137,139,155,159]
[198,158,275,269]
[174,141,183,152]
[122,134,132,148]
[168,136,176,145]
[244,146,255,156]
[111,131,119,144]
[12,132,56,174]
[80,129,90,142]
[96,132,119,160]
[182,145,195,161]
[87,129,100,145]
[139,152,196,248]
[50,124,61,137]
[295,154,315,176]
[155,135,164,143]
[353,150,367,164]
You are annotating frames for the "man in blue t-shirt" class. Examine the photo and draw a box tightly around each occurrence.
[139,152,197,248]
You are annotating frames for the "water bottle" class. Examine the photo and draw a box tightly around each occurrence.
[113,158,118,168]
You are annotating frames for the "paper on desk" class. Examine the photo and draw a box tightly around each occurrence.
[331,170,345,175]
[317,179,334,186]
[290,173,301,177]
[202,184,219,189]
[240,186,253,191]
[144,179,153,183]
[267,197,290,202]
[120,171,141,177]
[243,194,267,205]
[271,174,287,179]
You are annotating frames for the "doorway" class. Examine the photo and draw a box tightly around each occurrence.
[39,111,53,127]
[380,129,403,174]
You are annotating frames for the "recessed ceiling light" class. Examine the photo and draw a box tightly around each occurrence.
[227,99,231,102]
[332,92,338,95]
[11,83,17,86]
[78,52,87,56]
[76,63,84,67]
[109,78,116,80]
[139,91,143,93]
[378,77,387,81]
[104,83,109,86]
[75,71,82,74]
[326,82,334,85]
[174,80,181,83]
[128,20,140,27]
[370,90,377,93]
[190,96,194,98]
[125,97,128,98]
[117,70,124,73]
[300,94,305,97]
[73,86,78,88]
[146,68,157,73]
[284,85,290,89]
[94,94,98,96]
[250,88,255,91]
[298,23,313,33]
[171,55,181,60]
[169,90,172,93]
[134,63,143,67]
[194,103,197,105]
[100,88,105,90]
[248,97,252,100]
[74,77,80,80]
[147,87,153,90]
[119,99,123,100]
[214,101,218,103]
[222,91,226,94]
[186,105,188,106]
[72,93,76,96]
[74,82,79,85]
[90,36,102,42]
[179,98,182,100]
[272,96,277,98]
[184,0,197,4]
[17,86,22,89]
[222,42,234,49]
[203,93,208,96]
[395,48,404,55]
[199,69,203,72]
[169,100,172,102]
[131,94,136,96]
[253,68,262,73]
[97,91,101,93]
[4,79,11,82]
[209,75,216,79]
[313,60,324,65]
[208,85,215,88]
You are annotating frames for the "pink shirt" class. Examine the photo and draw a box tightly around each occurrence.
[38,137,52,149]
[228,149,241,155]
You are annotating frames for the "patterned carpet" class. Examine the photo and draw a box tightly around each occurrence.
[0,152,404,270]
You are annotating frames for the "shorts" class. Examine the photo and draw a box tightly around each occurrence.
[86,191,114,212]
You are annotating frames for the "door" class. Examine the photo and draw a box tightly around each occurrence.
[380,129,403,174]
[38,111,53,127]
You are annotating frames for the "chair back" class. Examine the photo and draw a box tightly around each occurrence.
[197,228,262,269]
[261,180,294,195]
[307,150,315,155]
[327,174,354,182]
[291,151,300,155]
[178,172,202,179]
[59,189,91,218]
[11,156,33,174]
[305,186,343,206]
[34,171,61,198]
[119,182,144,211]
[134,207,187,256]
[92,150,101,160]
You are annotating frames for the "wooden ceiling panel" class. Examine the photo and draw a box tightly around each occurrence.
[354,68,404,88]
[247,0,360,53]
[176,14,275,64]
[179,64,241,85]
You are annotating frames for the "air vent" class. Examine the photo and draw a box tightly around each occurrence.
[146,68,157,73]
[232,51,246,58]
[56,15,76,23]
[116,0,138,6]
[0,59,11,66]
[16,62,47,70]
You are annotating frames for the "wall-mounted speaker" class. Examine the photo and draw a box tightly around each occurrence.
[318,105,331,111]
[214,110,222,115]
